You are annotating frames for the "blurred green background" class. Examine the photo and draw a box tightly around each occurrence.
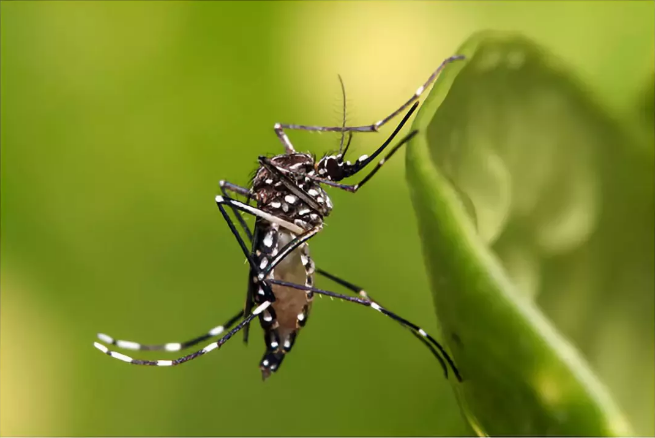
[1,1,653,436]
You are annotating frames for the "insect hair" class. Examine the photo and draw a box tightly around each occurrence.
[337,74,347,154]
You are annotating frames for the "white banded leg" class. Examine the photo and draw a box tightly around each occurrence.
[315,268,449,375]
[94,302,272,366]
[266,278,462,381]
[96,310,244,353]
[272,56,465,147]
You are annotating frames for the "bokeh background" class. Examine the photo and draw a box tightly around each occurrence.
[1,1,653,436]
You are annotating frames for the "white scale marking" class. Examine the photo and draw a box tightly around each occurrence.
[298,208,310,216]
[284,340,291,349]
[271,341,279,349]
[282,203,289,213]
[285,195,297,204]
[253,301,272,315]
[260,258,268,270]
[215,196,303,234]
[209,325,225,336]
[165,342,182,352]
[270,201,281,208]
[263,359,269,366]
[371,302,382,312]
[316,197,324,204]
[110,351,133,363]
[358,155,368,162]
[94,342,108,354]
[415,85,424,96]
[157,360,173,366]
[203,343,218,353]
[308,189,319,196]
[263,233,274,247]
[116,340,140,350]
[418,329,428,337]
[297,313,305,321]
[263,311,273,322]
[97,333,113,344]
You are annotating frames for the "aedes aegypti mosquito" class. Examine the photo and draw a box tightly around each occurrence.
[94,55,465,382]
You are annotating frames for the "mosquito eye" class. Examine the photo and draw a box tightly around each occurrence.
[323,156,340,176]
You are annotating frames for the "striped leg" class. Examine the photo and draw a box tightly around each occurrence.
[266,278,462,381]
[96,310,244,353]
[94,302,272,366]
[273,55,465,144]
[315,269,448,377]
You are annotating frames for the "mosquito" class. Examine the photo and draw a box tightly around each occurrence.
[94,55,465,381]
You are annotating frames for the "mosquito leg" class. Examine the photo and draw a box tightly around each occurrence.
[219,180,254,241]
[274,123,296,154]
[219,180,251,198]
[315,268,448,375]
[97,310,244,353]
[216,191,322,283]
[275,55,464,137]
[216,202,278,305]
[274,102,416,195]
[215,195,304,235]
[94,302,272,366]
[266,279,462,381]
[261,103,418,209]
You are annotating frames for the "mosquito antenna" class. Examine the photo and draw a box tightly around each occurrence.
[337,74,347,154]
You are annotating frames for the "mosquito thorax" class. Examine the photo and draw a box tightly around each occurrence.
[252,153,333,228]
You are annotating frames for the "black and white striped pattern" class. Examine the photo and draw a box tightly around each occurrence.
[94,302,270,366]
[96,310,243,353]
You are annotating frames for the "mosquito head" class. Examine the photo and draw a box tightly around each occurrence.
[315,154,343,181]
[315,131,362,182]
[315,153,368,182]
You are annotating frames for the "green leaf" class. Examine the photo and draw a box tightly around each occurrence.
[406,31,633,436]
